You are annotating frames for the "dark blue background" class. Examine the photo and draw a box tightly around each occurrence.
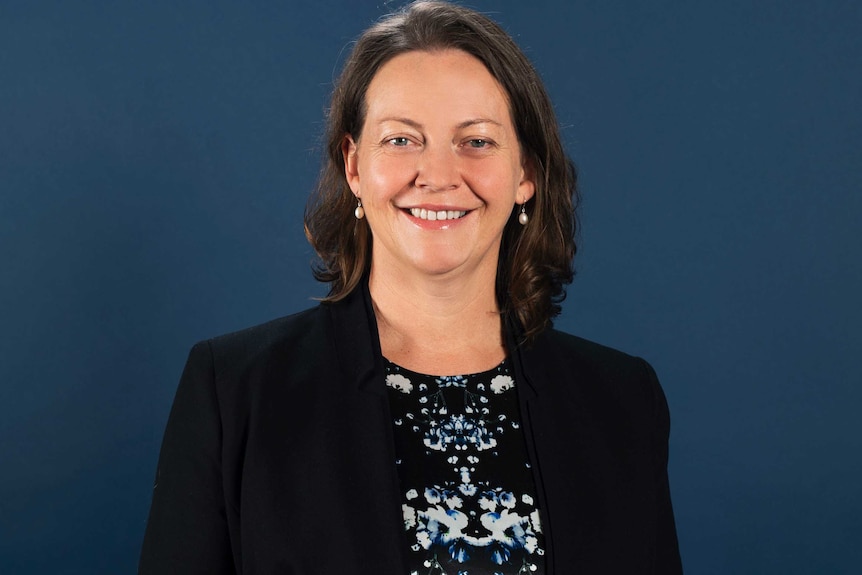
[1,1,860,573]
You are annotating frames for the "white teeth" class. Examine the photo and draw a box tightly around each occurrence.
[409,208,468,221]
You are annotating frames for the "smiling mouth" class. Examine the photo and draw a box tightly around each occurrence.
[408,208,468,221]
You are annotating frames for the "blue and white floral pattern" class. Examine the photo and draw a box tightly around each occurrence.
[386,360,545,575]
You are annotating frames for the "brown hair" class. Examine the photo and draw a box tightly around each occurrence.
[304,0,578,343]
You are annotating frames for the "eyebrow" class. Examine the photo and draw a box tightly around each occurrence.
[457,118,503,129]
[377,117,504,130]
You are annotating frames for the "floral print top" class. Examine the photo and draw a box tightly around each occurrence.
[385,358,545,575]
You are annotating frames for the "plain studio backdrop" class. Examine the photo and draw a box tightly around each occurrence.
[1,1,859,573]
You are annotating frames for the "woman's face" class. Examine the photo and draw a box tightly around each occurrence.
[343,49,535,282]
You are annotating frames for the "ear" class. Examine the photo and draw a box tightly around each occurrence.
[342,135,360,195]
[518,157,537,204]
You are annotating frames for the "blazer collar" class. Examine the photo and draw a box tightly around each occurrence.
[503,314,540,401]
[325,278,387,396]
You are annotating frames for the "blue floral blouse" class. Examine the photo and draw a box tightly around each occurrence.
[385,358,545,575]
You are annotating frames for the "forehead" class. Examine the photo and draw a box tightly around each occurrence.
[363,49,513,126]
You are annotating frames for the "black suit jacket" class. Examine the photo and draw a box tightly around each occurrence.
[140,282,682,574]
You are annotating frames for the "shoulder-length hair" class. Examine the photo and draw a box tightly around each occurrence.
[304,0,578,344]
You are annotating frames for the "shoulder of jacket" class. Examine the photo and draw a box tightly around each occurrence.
[539,328,640,364]
[532,328,662,422]
[533,328,654,390]
[199,304,328,366]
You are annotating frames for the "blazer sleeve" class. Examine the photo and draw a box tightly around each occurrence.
[642,358,683,573]
[139,341,235,575]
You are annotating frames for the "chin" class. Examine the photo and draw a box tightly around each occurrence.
[415,263,465,277]
[408,255,470,277]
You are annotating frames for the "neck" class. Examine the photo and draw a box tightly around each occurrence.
[368,262,506,375]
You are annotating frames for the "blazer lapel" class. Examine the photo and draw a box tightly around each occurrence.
[323,283,409,570]
[508,326,560,573]
[510,327,610,573]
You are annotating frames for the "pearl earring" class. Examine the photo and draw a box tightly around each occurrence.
[354,198,365,220]
[518,202,529,225]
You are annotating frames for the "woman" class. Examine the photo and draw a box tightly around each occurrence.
[140,2,682,574]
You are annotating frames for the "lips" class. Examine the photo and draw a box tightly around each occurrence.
[408,208,468,221]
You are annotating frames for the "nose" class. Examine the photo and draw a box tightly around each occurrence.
[414,142,461,192]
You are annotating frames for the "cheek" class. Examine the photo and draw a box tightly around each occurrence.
[464,162,521,202]
[359,155,414,199]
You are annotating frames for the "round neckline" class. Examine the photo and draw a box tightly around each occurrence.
[383,356,509,379]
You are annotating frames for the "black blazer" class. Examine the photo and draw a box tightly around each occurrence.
[140,283,682,574]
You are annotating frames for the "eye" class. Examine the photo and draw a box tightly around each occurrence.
[387,137,411,146]
[467,138,489,148]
